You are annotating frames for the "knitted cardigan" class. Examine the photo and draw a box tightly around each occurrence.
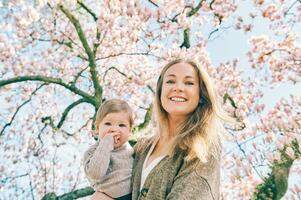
[131,136,221,200]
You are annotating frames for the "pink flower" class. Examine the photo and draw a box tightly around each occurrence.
[286,147,295,159]
[262,4,280,21]
[254,0,264,5]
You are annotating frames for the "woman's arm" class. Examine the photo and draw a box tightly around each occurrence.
[83,135,114,180]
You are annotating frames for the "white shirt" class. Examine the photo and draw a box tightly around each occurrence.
[140,141,167,191]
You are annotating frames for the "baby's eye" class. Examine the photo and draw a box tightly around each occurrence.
[104,122,111,126]
[119,123,127,127]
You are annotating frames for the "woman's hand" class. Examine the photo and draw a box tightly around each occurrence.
[90,192,114,200]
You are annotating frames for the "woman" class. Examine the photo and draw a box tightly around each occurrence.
[92,59,229,200]
[131,59,229,200]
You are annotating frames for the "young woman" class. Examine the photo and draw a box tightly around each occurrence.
[131,59,228,200]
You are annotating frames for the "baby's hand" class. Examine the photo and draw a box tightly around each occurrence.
[107,132,120,144]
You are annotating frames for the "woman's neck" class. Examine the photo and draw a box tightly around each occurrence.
[162,115,186,139]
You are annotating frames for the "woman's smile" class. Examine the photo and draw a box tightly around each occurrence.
[169,96,187,102]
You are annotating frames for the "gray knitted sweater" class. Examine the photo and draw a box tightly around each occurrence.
[83,134,134,198]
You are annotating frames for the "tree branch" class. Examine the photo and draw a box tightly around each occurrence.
[133,105,152,133]
[147,85,155,94]
[103,66,128,81]
[208,28,220,40]
[209,0,216,9]
[0,83,46,136]
[76,0,102,55]
[96,52,160,61]
[59,4,102,102]
[41,186,94,200]
[76,0,98,21]
[148,0,159,7]
[1,173,29,184]
[103,67,154,94]
[28,174,35,200]
[223,93,246,130]
[284,0,299,16]
[179,1,207,49]
[254,140,300,199]
[41,116,74,137]
[77,117,93,133]
[180,28,190,48]
[228,131,264,180]
[70,66,89,87]
[187,0,205,17]
[57,98,90,128]
[0,75,96,105]
[223,93,237,109]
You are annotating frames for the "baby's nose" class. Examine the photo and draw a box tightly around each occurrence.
[109,126,119,132]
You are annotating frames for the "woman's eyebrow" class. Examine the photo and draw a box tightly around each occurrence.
[166,74,176,77]
[166,74,194,79]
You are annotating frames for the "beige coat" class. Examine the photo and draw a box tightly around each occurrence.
[131,137,220,200]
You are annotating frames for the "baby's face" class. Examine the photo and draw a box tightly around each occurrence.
[97,112,131,148]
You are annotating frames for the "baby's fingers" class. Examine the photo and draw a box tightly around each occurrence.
[110,132,120,137]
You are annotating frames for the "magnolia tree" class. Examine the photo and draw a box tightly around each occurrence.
[0,0,300,199]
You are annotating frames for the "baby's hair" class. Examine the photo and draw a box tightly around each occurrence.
[94,99,134,131]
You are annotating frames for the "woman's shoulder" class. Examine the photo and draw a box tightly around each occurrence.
[194,153,221,180]
[177,152,221,176]
[133,134,156,154]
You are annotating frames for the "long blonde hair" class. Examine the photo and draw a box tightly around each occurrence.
[154,59,230,163]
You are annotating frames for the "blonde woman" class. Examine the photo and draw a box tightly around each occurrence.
[131,59,229,200]
[92,59,229,200]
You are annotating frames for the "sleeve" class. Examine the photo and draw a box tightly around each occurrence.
[166,156,220,200]
[83,134,114,180]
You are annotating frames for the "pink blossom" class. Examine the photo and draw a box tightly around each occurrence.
[286,147,295,159]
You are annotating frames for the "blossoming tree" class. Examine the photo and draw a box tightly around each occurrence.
[0,0,300,199]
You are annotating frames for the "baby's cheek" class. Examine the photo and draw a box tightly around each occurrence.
[98,130,107,138]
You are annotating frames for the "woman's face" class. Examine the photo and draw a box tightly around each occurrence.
[160,62,200,119]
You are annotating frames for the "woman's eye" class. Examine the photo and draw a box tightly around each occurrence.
[119,124,126,127]
[166,80,175,84]
[104,122,111,126]
[185,81,194,85]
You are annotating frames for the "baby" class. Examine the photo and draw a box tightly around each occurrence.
[83,99,134,200]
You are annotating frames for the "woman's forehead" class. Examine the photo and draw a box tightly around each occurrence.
[164,62,198,78]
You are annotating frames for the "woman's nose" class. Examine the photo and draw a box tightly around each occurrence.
[173,82,184,92]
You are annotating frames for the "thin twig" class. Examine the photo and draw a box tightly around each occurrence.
[76,0,98,21]
[148,0,159,7]
[0,84,46,136]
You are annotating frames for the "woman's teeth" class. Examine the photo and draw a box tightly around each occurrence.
[170,97,186,102]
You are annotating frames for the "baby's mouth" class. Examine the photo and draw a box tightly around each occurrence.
[114,136,120,144]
